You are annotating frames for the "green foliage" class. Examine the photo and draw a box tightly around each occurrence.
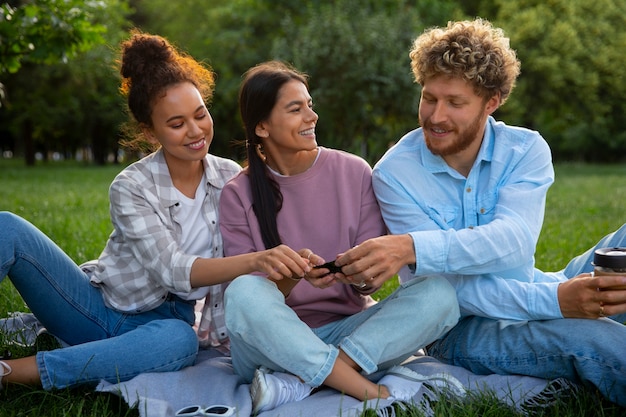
[133,0,293,159]
[3,0,626,165]
[535,163,626,271]
[0,0,108,74]
[272,0,420,161]
[134,0,461,163]
[0,160,119,264]
[482,0,626,161]
[0,0,132,164]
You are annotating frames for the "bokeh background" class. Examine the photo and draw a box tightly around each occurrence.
[1,0,625,166]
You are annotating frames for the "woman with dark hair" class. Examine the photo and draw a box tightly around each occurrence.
[220,61,460,413]
[0,34,308,391]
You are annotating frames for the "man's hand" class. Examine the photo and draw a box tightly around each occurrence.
[558,273,626,318]
[335,234,415,288]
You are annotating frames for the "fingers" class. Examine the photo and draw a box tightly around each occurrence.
[262,245,311,281]
[335,236,412,288]
[558,274,626,319]
[595,274,626,291]
[305,273,337,289]
[300,248,324,267]
[336,246,395,287]
[593,274,626,318]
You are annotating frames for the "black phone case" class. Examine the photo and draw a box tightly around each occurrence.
[313,260,343,274]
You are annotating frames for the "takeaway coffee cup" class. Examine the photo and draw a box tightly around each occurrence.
[593,247,626,290]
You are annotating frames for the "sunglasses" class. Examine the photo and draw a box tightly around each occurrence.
[175,405,236,416]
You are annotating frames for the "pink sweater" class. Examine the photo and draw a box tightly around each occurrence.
[219,147,386,328]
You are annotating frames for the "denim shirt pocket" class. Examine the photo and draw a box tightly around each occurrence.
[427,205,459,229]
[477,193,497,224]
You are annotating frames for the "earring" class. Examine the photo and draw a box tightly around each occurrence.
[255,143,267,163]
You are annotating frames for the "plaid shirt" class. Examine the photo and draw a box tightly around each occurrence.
[85,149,241,344]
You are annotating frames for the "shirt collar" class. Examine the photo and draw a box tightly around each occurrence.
[149,149,227,208]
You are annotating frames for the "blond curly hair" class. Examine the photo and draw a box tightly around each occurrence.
[409,18,520,105]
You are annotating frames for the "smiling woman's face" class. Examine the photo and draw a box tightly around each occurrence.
[254,79,319,160]
[143,81,213,165]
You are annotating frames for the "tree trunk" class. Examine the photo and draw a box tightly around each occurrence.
[22,119,35,166]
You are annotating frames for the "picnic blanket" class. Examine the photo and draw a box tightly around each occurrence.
[96,348,555,417]
[2,312,558,417]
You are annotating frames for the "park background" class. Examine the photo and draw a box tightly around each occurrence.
[1,0,626,167]
[1,1,626,416]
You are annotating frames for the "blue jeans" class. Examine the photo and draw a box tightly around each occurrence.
[224,274,459,387]
[0,212,198,390]
[429,223,626,406]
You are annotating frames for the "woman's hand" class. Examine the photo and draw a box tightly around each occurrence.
[252,244,311,281]
[301,250,340,289]
[558,273,626,318]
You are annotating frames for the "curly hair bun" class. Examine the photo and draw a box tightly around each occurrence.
[117,29,215,150]
[120,32,176,85]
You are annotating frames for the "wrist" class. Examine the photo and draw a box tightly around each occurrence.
[402,233,416,265]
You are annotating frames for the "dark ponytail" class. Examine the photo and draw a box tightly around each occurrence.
[238,61,308,249]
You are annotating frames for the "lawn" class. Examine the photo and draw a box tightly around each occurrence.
[0,158,625,416]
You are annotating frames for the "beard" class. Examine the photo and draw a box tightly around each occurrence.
[419,108,486,157]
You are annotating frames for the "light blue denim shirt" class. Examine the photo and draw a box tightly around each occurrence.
[373,116,562,320]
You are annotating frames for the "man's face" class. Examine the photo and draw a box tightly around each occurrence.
[418,76,497,159]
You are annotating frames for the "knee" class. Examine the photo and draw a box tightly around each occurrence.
[432,276,460,321]
[614,223,626,243]
[225,275,268,318]
[225,275,256,307]
[0,212,30,253]
[225,275,277,333]
[0,211,25,236]
[410,276,460,324]
[224,275,273,310]
[158,319,198,358]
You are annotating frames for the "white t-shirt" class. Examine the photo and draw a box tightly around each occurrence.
[172,180,212,300]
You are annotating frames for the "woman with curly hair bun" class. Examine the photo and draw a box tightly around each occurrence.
[0,32,309,392]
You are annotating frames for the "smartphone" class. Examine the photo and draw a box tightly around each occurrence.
[313,260,343,274]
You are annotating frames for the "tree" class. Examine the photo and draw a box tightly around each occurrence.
[272,0,467,163]
[0,0,108,73]
[0,0,131,165]
[479,0,626,161]
[135,0,309,160]
[135,0,461,163]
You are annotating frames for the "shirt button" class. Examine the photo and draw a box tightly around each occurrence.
[480,208,485,214]
[466,187,472,193]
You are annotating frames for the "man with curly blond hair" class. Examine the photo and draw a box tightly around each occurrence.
[336,18,626,406]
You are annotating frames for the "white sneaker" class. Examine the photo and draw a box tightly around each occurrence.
[378,365,466,402]
[250,367,313,413]
[378,366,424,401]
[0,360,11,391]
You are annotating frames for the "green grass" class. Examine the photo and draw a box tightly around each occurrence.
[1,159,625,416]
